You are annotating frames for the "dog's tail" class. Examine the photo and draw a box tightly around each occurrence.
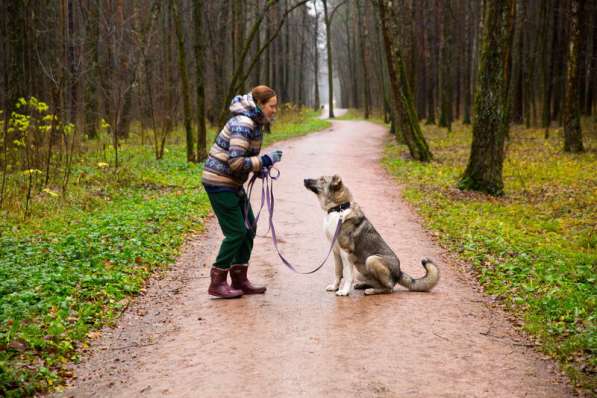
[396,257,439,292]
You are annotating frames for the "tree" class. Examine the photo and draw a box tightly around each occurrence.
[542,0,558,137]
[312,0,321,111]
[425,0,437,124]
[171,0,194,162]
[510,0,525,124]
[322,0,335,118]
[563,0,585,153]
[462,0,473,124]
[438,0,453,131]
[192,0,207,162]
[459,0,516,196]
[83,1,100,138]
[217,0,312,126]
[378,0,432,162]
[357,0,371,119]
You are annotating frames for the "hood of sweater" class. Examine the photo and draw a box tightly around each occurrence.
[229,93,267,125]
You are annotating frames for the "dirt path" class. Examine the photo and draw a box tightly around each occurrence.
[58,116,575,398]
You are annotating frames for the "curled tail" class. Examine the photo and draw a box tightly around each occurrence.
[396,257,439,292]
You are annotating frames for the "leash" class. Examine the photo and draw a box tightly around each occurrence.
[244,167,343,274]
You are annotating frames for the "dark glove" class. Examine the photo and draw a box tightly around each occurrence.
[256,168,269,179]
[265,149,283,164]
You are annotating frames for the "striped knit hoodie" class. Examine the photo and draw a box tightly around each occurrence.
[201,93,271,191]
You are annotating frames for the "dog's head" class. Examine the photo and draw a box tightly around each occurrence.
[303,175,352,212]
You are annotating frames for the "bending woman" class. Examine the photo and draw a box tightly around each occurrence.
[201,85,282,298]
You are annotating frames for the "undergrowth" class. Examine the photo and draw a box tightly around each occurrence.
[383,121,596,391]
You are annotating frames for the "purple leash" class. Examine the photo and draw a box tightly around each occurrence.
[244,167,342,274]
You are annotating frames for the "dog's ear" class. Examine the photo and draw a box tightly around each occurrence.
[330,174,342,190]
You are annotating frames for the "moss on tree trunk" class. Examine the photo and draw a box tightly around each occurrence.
[378,0,432,162]
[563,0,585,153]
[459,0,516,196]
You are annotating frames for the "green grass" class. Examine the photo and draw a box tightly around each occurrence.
[0,108,329,397]
[336,108,386,125]
[382,121,596,390]
[264,106,331,146]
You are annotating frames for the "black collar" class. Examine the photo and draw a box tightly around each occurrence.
[328,202,351,214]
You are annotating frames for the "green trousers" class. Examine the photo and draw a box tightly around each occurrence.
[207,190,255,269]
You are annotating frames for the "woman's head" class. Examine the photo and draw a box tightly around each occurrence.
[252,85,278,122]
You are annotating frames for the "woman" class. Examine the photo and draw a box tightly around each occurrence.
[202,85,282,298]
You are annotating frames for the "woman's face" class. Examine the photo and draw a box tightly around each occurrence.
[260,96,278,122]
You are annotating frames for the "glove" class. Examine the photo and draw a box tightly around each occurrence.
[256,168,269,179]
[265,149,283,164]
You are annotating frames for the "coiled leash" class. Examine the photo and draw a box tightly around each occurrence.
[243,167,343,274]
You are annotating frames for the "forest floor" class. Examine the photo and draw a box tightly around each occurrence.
[52,111,582,397]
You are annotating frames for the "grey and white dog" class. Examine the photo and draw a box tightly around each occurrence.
[304,175,439,296]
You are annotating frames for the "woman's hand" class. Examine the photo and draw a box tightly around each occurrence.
[256,168,269,179]
[266,149,283,164]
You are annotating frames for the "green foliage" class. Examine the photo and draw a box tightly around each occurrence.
[0,147,210,396]
[264,106,330,146]
[0,107,327,396]
[383,122,596,390]
[1,97,76,215]
[336,108,386,125]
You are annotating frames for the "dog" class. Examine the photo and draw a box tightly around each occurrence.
[304,175,439,296]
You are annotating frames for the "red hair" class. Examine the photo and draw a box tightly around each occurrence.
[251,85,277,106]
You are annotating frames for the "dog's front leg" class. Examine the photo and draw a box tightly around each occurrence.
[336,252,353,296]
[326,249,343,292]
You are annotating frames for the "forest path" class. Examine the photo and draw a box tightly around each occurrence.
[57,116,574,398]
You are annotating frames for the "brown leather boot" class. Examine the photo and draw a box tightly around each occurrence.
[230,264,266,294]
[208,267,243,298]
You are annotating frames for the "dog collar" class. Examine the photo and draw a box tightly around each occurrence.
[328,202,351,214]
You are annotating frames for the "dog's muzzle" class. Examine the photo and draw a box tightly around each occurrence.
[303,179,318,193]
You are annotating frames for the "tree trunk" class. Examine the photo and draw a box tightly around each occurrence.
[459,0,516,196]
[425,0,436,124]
[114,0,131,139]
[563,0,585,153]
[378,0,432,162]
[282,1,290,102]
[171,0,195,162]
[193,0,207,161]
[67,0,78,127]
[163,2,174,159]
[297,4,307,106]
[454,9,461,123]
[323,0,335,118]
[543,0,558,136]
[510,0,524,124]
[84,1,99,138]
[463,0,472,124]
[266,6,272,86]
[207,3,228,124]
[438,0,453,131]
[313,3,321,111]
[586,3,597,116]
[231,0,245,78]
[552,4,567,125]
[6,0,27,108]
[416,0,427,119]
[253,0,262,87]
[358,0,371,119]
[345,4,357,109]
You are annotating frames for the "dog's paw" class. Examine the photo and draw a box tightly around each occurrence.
[326,283,339,291]
[364,288,391,295]
[353,282,371,290]
[336,289,350,296]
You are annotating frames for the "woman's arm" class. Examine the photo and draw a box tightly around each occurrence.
[228,121,265,174]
